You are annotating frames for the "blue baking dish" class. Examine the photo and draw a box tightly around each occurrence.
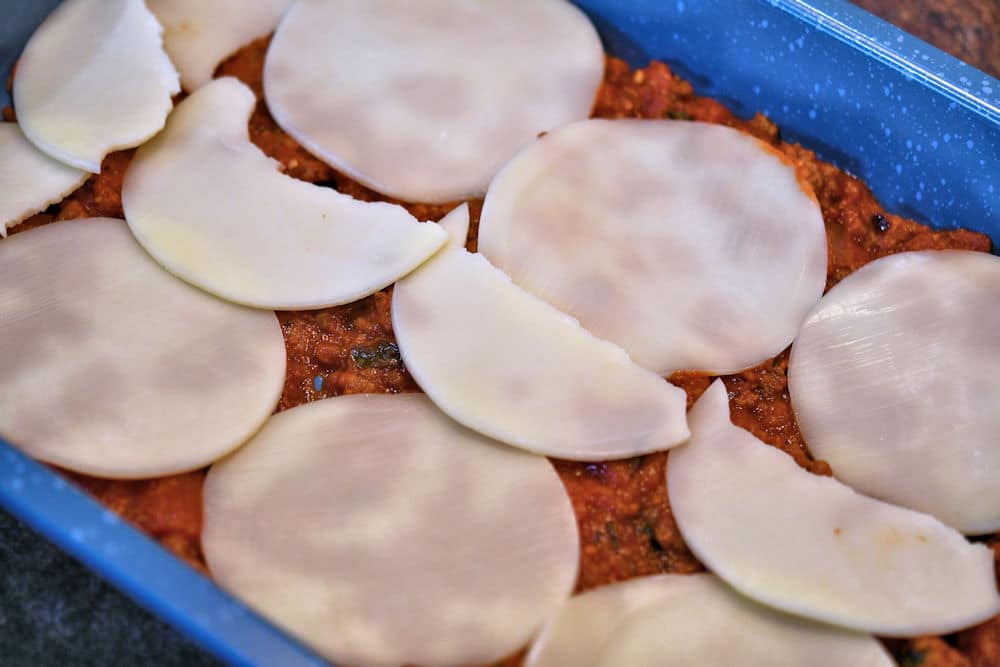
[1,1,998,665]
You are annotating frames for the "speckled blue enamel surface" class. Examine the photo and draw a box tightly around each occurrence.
[575,0,1000,233]
[1,1,998,666]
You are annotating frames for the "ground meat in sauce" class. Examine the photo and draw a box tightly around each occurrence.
[7,37,997,667]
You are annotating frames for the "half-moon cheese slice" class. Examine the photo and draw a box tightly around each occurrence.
[122,77,447,310]
[0,122,87,237]
[392,205,690,460]
[146,0,291,92]
[202,393,579,667]
[789,250,1000,534]
[667,380,1000,636]
[13,0,180,172]
[593,576,893,667]
[263,0,604,203]
[0,218,286,479]
[478,119,828,375]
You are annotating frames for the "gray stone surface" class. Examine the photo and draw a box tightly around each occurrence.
[0,508,224,667]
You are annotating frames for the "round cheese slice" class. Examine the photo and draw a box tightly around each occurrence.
[0,218,286,479]
[13,0,180,172]
[667,380,1000,636]
[122,77,447,310]
[593,576,893,667]
[478,119,828,375]
[147,0,292,92]
[392,205,690,461]
[0,122,87,237]
[263,0,604,203]
[202,393,579,667]
[789,250,1000,534]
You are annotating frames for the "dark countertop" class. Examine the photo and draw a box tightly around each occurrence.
[0,509,223,667]
[2,3,997,667]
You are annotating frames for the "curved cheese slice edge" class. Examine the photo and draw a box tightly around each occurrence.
[146,0,292,92]
[789,250,1000,534]
[478,119,828,375]
[392,205,689,461]
[667,380,1000,636]
[202,393,579,667]
[527,573,891,667]
[0,123,88,236]
[122,77,447,310]
[0,218,286,479]
[593,576,894,667]
[13,0,180,172]
[263,0,604,203]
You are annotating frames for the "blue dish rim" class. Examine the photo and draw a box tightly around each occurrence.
[1,1,998,666]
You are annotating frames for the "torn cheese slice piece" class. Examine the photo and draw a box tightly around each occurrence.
[593,575,893,667]
[479,119,828,375]
[202,393,579,667]
[263,0,604,203]
[789,250,1000,534]
[392,205,689,460]
[122,77,447,310]
[146,0,291,92]
[0,122,87,237]
[0,218,286,479]
[13,0,180,172]
[667,380,1000,636]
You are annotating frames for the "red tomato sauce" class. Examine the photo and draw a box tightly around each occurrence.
[9,36,996,667]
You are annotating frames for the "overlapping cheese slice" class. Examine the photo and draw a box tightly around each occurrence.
[0,122,87,237]
[594,576,893,667]
[527,574,891,667]
[0,218,286,479]
[789,250,1000,534]
[263,0,604,203]
[13,0,180,172]
[392,205,690,461]
[202,393,579,667]
[667,380,1000,636]
[526,573,891,667]
[147,0,292,92]
[478,119,828,375]
[121,77,447,310]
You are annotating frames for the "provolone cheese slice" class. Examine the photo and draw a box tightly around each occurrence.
[392,205,690,460]
[0,218,286,479]
[202,393,579,667]
[263,0,604,203]
[667,380,1000,636]
[593,576,893,667]
[479,119,828,375]
[147,0,291,91]
[0,122,87,236]
[13,0,180,172]
[122,77,446,309]
[789,250,1000,534]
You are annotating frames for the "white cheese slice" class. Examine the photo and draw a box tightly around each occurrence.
[263,0,604,203]
[147,0,291,92]
[122,77,447,310]
[392,205,689,460]
[479,119,828,375]
[202,393,579,667]
[0,122,87,236]
[526,574,703,667]
[667,380,1000,636]
[0,218,286,479]
[13,0,180,172]
[593,575,893,667]
[789,250,1000,534]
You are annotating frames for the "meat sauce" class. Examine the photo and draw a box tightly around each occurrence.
[8,37,998,667]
